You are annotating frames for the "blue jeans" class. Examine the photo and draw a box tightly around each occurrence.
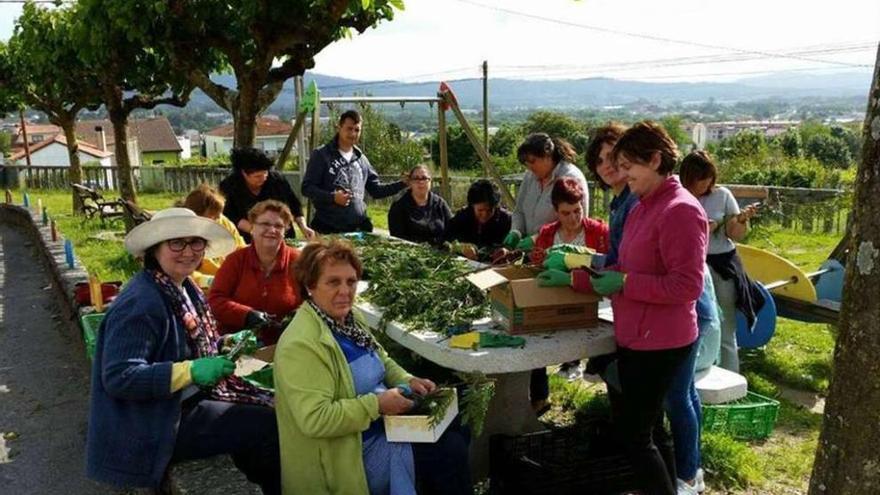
[663,340,701,481]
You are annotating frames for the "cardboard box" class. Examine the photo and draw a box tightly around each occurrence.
[467,266,600,334]
[384,389,458,443]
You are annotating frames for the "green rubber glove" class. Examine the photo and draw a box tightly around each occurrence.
[502,230,522,249]
[220,330,259,358]
[191,357,236,387]
[543,252,592,271]
[536,269,572,287]
[515,235,535,251]
[590,271,626,296]
[547,244,594,256]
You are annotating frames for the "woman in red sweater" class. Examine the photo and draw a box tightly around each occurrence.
[209,200,303,344]
[530,177,609,266]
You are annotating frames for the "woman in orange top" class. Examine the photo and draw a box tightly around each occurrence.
[209,200,302,345]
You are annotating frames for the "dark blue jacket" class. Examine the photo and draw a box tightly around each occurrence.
[605,185,639,267]
[86,271,192,488]
[302,136,405,233]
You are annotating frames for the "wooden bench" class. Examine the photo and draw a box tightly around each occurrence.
[118,199,153,231]
[71,183,124,223]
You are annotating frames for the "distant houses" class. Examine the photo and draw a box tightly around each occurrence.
[204,117,292,158]
[8,116,184,167]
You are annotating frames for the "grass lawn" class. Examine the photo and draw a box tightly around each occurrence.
[14,189,841,494]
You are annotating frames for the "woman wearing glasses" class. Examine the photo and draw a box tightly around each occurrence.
[86,208,280,494]
[388,165,452,246]
[209,200,303,344]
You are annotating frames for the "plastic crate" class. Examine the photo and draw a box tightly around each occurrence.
[80,312,106,362]
[701,391,780,440]
[489,421,639,495]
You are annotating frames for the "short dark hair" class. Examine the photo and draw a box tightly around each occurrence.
[230,147,273,173]
[517,133,576,166]
[143,245,161,271]
[338,110,362,125]
[679,150,718,194]
[585,123,627,190]
[551,177,585,209]
[294,239,363,297]
[611,121,679,176]
[466,179,501,207]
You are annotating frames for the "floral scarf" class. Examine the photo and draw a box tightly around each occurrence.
[147,269,273,407]
[308,300,378,352]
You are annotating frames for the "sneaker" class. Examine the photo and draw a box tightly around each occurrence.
[556,362,582,381]
[695,468,706,492]
[676,479,699,495]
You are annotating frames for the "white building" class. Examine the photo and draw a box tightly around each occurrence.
[9,134,113,167]
[204,117,293,158]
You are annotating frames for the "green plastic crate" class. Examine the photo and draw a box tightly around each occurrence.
[81,312,106,362]
[701,391,780,440]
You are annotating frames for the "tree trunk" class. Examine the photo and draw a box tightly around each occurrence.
[808,44,880,495]
[59,118,84,215]
[233,82,259,148]
[107,102,137,205]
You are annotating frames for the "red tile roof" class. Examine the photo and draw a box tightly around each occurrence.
[9,134,113,161]
[205,117,293,138]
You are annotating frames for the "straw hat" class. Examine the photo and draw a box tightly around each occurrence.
[124,207,235,258]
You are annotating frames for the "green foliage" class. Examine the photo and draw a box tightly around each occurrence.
[354,236,490,332]
[659,115,692,150]
[715,130,769,161]
[522,111,588,161]
[701,432,764,489]
[0,131,11,157]
[804,133,851,169]
[101,0,405,146]
[488,123,523,157]
[179,154,232,167]
[774,128,803,158]
[456,371,495,437]
[427,124,481,171]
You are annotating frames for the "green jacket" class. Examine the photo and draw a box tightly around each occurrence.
[274,302,413,494]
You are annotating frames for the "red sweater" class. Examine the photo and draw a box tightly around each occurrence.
[209,244,302,344]
[530,217,610,266]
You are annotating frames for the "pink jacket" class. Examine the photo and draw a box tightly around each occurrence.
[573,177,707,350]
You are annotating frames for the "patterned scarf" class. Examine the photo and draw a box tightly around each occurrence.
[147,269,273,407]
[308,300,378,352]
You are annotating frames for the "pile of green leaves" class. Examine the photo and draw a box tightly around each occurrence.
[353,236,490,333]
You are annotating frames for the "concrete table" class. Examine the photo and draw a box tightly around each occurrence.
[355,282,616,477]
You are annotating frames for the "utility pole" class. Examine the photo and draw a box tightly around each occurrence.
[19,110,32,167]
[482,60,489,152]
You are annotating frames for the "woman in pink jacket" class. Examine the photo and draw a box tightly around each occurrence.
[538,121,707,495]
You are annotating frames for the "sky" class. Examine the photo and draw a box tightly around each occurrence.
[1,0,878,83]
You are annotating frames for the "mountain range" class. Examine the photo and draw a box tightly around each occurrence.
[194,70,873,111]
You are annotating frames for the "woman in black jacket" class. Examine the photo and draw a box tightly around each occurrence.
[219,147,314,243]
[387,165,452,246]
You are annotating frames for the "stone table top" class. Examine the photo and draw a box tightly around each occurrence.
[356,282,616,375]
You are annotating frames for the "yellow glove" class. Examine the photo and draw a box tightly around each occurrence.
[544,251,593,271]
[563,253,593,270]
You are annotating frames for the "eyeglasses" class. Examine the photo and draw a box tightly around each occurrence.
[254,221,287,231]
[166,238,207,253]
[410,176,432,182]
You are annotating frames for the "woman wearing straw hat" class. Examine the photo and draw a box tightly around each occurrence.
[85,208,280,494]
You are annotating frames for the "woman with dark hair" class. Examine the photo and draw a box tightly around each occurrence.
[503,133,590,251]
[86,208,280,494]
[679,150,759,373]
[443,179,512,260]
[538,121,708,495]
[532,177,609,267]
[274,238,472,495]
[219,147,314,243]
[388,165,453,246]
[585,123,635,267]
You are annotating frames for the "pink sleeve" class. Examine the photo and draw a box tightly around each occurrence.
[622,203,707,305]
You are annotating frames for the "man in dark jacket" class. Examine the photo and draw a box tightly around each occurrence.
[302,110,407,233]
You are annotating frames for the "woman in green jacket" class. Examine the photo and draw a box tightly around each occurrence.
[274,239,471,495]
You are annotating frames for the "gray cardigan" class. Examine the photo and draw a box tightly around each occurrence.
[511,161,589,235]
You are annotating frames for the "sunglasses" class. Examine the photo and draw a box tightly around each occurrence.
[166,238,207,253]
